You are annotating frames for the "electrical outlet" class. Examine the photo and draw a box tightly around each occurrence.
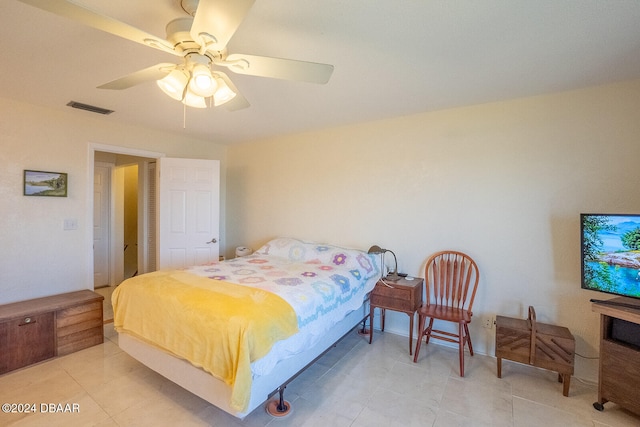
[482,316,494,329]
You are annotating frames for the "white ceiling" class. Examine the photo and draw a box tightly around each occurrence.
[2,0,640,145]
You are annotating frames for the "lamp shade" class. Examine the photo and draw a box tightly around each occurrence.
[182,88,207,108]
[189,64,217,97]
[367,245,398,276]
[156,69,189,101]
[213,77,236,106]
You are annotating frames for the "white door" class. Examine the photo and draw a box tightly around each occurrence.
[158,158,220,269]
[93,163,111,287]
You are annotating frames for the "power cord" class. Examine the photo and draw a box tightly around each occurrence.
[574,352,599,360]
[379,277,395,288]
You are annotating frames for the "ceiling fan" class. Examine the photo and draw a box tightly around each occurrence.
[18,0,334,110]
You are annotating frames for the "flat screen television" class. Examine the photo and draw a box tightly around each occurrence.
[581,213,640,300]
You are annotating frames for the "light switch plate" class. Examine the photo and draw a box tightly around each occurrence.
[63,219,78,230]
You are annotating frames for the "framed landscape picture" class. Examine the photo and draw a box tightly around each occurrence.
[24,170,68,197]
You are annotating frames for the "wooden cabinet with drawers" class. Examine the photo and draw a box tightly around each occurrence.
[369,276,423,355]
[0,290,104,374]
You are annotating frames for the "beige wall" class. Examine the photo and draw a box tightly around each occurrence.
[0,97,227,305]
[226,79,640,381]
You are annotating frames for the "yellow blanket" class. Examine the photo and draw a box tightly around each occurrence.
[112,270,299,412]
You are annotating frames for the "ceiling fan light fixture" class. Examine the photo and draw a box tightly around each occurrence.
[21,0,333,116]
[189,64,217,97]
[182,88,208,108]
[213,77,237,106]
[157,69,189,100]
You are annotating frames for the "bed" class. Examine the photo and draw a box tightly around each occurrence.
[112,237,380,418]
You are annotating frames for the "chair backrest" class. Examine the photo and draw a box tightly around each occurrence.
[424,250,479,311]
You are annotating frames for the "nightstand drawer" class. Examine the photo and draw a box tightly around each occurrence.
[368,276,424,355]
[373,284,409,298]
[370,278,423,312]
[371,289,412,311]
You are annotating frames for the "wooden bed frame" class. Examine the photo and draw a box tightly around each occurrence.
[118,301,369,419]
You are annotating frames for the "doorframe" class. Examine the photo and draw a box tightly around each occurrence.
[86,143,165,288]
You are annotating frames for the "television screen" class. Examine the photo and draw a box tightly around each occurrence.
[581,213,640,299]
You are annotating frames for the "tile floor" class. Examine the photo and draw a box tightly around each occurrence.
[1,325,638,427]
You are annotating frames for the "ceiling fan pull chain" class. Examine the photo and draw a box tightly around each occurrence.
[183,103,187,129]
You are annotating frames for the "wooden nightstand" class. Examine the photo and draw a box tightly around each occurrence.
[369,276,423,354]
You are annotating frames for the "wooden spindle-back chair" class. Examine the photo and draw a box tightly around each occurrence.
[413,250,480,376]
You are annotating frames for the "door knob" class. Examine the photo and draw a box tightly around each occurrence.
[206,238,217,244]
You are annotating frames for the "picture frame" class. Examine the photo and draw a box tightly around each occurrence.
[23,170,68,197]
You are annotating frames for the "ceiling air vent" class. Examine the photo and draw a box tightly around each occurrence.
[66,101,114,115]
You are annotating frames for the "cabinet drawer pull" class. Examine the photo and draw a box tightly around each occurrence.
[19,317,36,326]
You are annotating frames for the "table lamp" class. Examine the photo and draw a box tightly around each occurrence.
[367,245,398,278]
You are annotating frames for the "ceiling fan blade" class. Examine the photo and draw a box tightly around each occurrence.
[97,63,176,90]
[224,54,334,84]
[18,0,179,56]
[190,0,255,52]
[216,72,249,111]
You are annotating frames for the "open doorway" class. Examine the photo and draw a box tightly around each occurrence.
[122,163,139,280]
[93,151,158,290]
[90,144,163,322]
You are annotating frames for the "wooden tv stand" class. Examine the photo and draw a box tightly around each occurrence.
[591,297,640,416]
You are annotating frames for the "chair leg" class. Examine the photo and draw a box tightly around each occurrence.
[458,322,465,377]
[464,323,474,356]
[424,318,434,344]
[413,314,426,362]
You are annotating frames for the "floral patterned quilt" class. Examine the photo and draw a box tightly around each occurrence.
[185,238,381,337]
